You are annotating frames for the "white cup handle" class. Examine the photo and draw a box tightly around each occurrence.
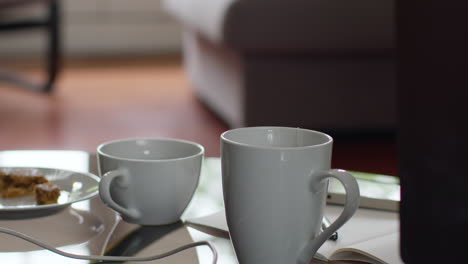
[297,169,360,264]
[99,170,140,219]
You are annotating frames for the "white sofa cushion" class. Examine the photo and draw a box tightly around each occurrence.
[161,0,236,43]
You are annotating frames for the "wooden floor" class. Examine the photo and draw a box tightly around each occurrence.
[0,56,398,175]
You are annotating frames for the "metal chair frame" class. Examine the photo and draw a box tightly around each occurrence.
[0,0,60,92]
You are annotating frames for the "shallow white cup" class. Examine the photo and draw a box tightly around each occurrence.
[221,127,360,264]
[97,138,204,225]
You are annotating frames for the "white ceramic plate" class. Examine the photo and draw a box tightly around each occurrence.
[0,167,99,219]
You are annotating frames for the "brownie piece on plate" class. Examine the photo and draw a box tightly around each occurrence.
[34,182,61,205]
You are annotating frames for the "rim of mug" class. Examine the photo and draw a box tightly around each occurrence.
[221,126,333,150]
[97,137,204,162]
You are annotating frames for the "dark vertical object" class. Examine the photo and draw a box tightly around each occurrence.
[398,0,468,262]
[44,0,60,93]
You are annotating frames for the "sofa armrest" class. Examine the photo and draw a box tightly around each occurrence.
[225,0,394,52]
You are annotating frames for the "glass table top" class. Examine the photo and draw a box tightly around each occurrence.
[0,150,236,264]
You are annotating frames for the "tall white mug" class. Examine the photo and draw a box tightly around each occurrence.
[221,127,360,264]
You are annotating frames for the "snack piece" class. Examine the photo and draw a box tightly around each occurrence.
[0,171,61,205]
[0,173,48,198]
[34,182,61,205]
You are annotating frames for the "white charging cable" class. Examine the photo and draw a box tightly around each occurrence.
[0,227,218,263]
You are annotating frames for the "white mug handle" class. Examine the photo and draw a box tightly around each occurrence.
[297,169,360,264]
[99,170,140,219]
